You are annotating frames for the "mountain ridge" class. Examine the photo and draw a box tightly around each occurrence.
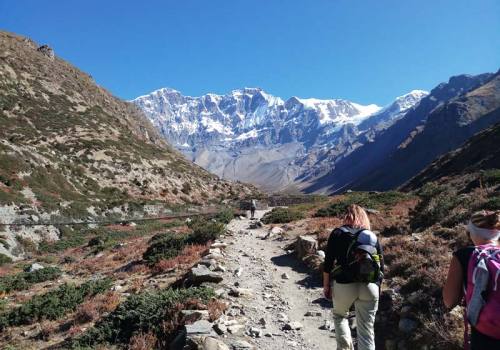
[133,86,428,191]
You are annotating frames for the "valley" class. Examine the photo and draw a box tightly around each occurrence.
[0,28,499,350]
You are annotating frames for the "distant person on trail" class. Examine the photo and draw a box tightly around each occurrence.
[250,199,257,219]
[323,204,384,350]
[443,210,500,350]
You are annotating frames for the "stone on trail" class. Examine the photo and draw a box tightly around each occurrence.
[213,322,227,335]
[320,320,334,331]
[276,313,288,322]
[227,324,245,335]
[211,242,228,249]
[185,320,214,336]
[234,267,243,277]
[271,226,284,235]
[231,340,255,350]
[281,273,290,280]
[181,310,210,323]
[296,235,318,259]
[283,321,303,330]
[199,259,217,268]
[202,337,230,350]
[248,327,263,338]
[228,288,253,297]
[189,265,223,284]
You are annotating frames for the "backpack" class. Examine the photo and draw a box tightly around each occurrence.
[332,226,383,284]
[465,244,500,340]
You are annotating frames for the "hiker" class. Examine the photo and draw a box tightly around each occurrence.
[323,204,384,350]
[250,199,257,219]
[443,210,500,350]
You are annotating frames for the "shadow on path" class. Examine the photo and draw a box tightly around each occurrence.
[271,252,323,289]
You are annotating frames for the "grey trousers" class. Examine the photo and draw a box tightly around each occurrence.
[331,281,379,350]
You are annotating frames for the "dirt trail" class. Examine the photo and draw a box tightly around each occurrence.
[218,211,337,349]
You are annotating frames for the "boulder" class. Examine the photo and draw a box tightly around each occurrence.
[270,226,284,235]
[283,321,303,330]
[302,254,324,271]
[296,235,318,259]
[189,265,223,284]
[231,340,255,350]
[28,263,44,272]
[185,320,214,336]
[37,45,55,59]
[181,310,210,323]
[202,337,230,350]
[211,242,227,249]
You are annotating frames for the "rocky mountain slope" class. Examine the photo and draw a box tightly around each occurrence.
[403,121,500,190]
[0,31,254,259]
[305,72,496,193]
[134,86,427,191]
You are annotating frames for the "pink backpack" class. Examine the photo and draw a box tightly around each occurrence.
[465,244,500,341]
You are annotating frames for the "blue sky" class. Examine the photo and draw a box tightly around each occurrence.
[1,0,499,105]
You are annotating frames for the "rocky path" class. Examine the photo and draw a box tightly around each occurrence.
[208,211,337,350]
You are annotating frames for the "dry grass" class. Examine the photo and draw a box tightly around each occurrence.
[74,291,120,324]
[128,331,158,350]
[39,320,58,341]
[207,299,228,321]
[150,243,209,275]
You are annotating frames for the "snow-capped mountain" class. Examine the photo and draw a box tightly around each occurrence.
[133,88,382,148]
[133,88,427,191]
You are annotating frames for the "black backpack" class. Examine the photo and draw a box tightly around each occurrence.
[332,226,383,283]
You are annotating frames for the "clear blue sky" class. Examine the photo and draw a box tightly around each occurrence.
[1,0,499,105]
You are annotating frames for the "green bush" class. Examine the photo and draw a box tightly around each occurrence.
[314,191,411,218]
[482,169,500,187]
[0,266,62,294]
[214,207,235,224]
[0,253,12,266]
[188,218,225,244]
[409,183,463,230]
[261,207,305,224]
[0,278,111,330]
[142,232,187,265]
[71,287,215,348]
[484,195,500,210]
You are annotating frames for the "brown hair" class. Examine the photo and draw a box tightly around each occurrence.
[470,210,500,230]
[343,204,371,230]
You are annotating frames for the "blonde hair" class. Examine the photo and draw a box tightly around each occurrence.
[471,210,500,230]
[344,204,371,230]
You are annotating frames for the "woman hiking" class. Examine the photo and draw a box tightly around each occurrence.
[323,204,384,350]
[443,210,500,350]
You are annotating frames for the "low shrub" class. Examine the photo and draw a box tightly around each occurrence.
[0,253,12,266]
[0,266,62,294]
[0,278,112,330]
[213,207,234,224]
[315,191,411,218]
[188,218,225,244]
[151,244,209,274]
[484,195,500,210]
[142,232,187,266]
[128,332,158,350]
[261,207,305,224]
[71,287,215,348]
[481,169,500,187]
